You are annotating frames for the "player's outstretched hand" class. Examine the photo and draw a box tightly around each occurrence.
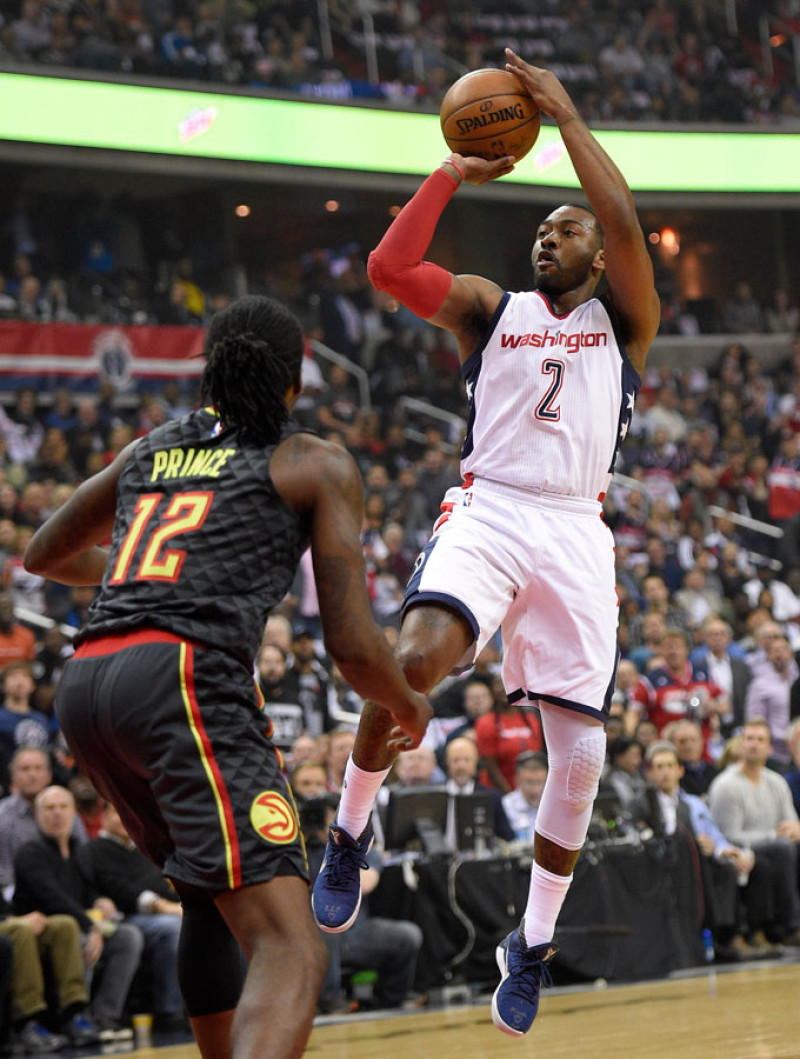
[444,152,516,185]
[388,692,433,751]
[504,48,578,125]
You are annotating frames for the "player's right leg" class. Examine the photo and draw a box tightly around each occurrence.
[209,877,327,1059]
[311,603,473,933]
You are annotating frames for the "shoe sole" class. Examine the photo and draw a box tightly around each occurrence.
[491,939,526,1038]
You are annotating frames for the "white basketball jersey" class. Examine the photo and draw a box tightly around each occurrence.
[460,290,640,500]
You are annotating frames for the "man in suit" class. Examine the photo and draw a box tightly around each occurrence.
[689,616,751,739]
[634,741,771,961]
[443,737,514,848]
[668,719,719,798]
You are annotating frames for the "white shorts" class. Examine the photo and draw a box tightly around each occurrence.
[402,478,620,720]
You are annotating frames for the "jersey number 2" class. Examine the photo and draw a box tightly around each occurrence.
[534,359,565,422]
[108,492,214,585]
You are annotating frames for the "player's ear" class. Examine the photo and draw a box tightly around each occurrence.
[593,248,606,275]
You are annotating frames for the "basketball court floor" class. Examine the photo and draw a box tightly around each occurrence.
[85,955,800,1059]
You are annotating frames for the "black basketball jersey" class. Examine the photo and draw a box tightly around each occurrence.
[78,409,310,665]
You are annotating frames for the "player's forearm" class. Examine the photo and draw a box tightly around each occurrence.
[556,115,640,236]
[367,169,457,318]
[330,633,415,717]
[25,546,109,586]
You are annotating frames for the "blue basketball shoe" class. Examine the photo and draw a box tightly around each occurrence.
[492,924,558,1037]
[311,821,373,932]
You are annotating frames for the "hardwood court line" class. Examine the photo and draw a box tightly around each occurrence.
[305,962,800,1059]
[75,962,800,1059]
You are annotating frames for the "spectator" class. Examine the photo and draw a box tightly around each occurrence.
[0,393,43,467]
[425,678,493,762]
[288,733,322,773]
[290,762,329,799]
[0,892,100,1052]
[412,447,460,524]
[473,680,544,794]
[388,746,444,789]
[598,32,645,83]
[502,752,548,844]
[31,626,71,715]
[630,628,728,753]
[324,727,356,793]
[626,574,690,648]
[690,615,752,738]
[613,658,651,726]
[744,617,786,678]
[0,749,85,889]
[627,611,667,674]
[721,281,765,334]
[0,663,52,764]
[744,635,798,765]
[304,795,423,1014]
[765,288,799,334]
[13,787,144,1040]
[77,803,187,1034]
[766,434,800,527]
[289,629,336,740]
[256,643,305,753]
[0,593,36,671]
[667,718,720,798]
[708,719,800,947]
[673,568,725,632]
[635,741,767,962]
[26,429,77,485]
[442,737,513,845]
[65,399,108,478]
[3,527,46,616]
[260,612,294,655]
[743,559,800,623]
[601,736,647,815]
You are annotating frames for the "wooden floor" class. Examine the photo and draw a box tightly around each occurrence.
[106,960,800,1059]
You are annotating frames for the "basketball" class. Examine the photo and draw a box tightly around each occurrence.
[440,68,541,163]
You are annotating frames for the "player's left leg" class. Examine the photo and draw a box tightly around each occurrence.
[493,703,606,1037]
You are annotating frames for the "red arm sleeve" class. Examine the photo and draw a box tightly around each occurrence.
[367,168,459,319]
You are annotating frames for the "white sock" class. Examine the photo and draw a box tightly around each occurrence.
[523,862,573,948]
[335,756,391,839]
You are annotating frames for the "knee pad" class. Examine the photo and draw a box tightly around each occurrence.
[564,728,607,810]
[535,721,607,852]
[177,894,246,1017]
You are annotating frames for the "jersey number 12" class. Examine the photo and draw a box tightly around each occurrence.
[108,491,214,585]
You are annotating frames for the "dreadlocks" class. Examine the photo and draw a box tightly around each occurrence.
[201,295,303,446]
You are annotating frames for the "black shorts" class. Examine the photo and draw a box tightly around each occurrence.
[57,629,308,892]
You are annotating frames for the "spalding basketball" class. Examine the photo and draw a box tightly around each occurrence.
[440,68,541,163]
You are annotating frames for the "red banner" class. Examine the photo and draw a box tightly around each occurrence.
[0,321,206,391]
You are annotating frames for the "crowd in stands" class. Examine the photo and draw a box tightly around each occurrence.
[0,0,798,124]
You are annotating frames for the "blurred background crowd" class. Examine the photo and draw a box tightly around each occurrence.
[1,0,799,123]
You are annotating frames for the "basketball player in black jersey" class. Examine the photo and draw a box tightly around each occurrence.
[24,295,431,1059]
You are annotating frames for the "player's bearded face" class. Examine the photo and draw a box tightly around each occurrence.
[531,210,601,296]
[533,252,596,295]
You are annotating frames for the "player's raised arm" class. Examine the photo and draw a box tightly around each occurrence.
[23,442,139,586]
[270,432,432,747]
[367,153,513,361]
[505,48,660,371]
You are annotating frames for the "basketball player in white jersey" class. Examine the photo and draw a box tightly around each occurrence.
[312,49,661,1036]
